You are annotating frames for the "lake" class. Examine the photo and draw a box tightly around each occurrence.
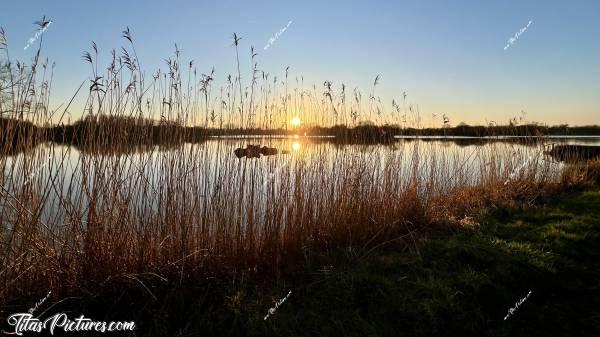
[2,136,598,231]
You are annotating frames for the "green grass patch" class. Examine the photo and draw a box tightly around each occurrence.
[244,189,600,336]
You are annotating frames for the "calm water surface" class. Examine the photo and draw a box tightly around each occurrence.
[2,136,599,227]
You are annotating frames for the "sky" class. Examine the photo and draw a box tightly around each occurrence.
[1,0,599,126]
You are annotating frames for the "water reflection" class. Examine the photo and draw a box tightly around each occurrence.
[3,135,599,158]
[1,137,598,227]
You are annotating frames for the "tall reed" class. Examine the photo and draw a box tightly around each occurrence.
[0,25,583,305]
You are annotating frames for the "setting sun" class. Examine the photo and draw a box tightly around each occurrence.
[291,117,301,127]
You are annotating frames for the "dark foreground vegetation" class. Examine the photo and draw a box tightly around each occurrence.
[2,180,598,337]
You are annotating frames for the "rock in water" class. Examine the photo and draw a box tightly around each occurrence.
[234,145,282,158]
[260,146,278,156]
[246,145,261,158]
[234,148,247,158]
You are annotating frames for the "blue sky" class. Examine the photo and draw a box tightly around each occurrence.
[1,0,599,125]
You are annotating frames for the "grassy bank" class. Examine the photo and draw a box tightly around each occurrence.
[195,187,596,336]
[248,187,599,337]
[6,187,597,337]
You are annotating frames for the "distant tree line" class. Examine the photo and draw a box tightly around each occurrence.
[0,115,599,153]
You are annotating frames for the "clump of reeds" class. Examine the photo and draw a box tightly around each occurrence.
[0,23,588,308]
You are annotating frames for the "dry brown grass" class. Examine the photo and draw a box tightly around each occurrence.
[0,25,587,305]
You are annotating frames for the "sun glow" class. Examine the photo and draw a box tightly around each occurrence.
[292,142,301,151]
[291,117,301,127]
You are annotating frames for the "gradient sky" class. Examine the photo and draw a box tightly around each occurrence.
[1,0,599,126]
